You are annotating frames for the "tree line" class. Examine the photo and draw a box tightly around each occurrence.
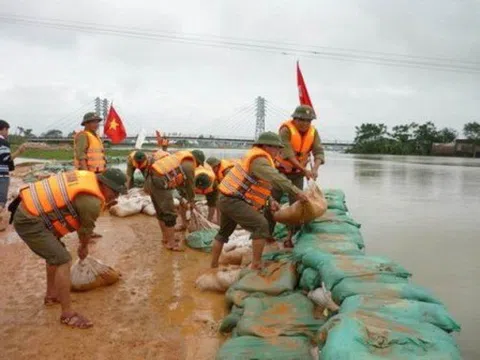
[347,121,480,155]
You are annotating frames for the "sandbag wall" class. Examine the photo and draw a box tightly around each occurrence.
[216,189,463,360]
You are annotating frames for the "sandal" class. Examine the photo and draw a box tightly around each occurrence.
[44,296,60,307]
[283,239,294,248]
[60,312,93,329]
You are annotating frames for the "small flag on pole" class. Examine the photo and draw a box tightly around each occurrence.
[104,104,127,144]
[296,61,315,114]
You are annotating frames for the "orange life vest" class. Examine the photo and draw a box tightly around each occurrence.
[152,149,170,161]
[275,120,315,173]
[150,150,196,189]
[218,147,274,210]
[128,151,149,170]
[19,170,105,238]
[73,130,106,173]
[216,159,236,182]
[194,165,216,195]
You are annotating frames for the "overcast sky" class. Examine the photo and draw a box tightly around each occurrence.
[0,0,479,141]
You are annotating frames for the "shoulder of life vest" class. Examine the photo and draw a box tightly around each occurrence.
[175,151,197,167]
[19,170,106,237]
[244,147,275,169]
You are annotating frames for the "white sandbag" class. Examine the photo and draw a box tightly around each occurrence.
[219,247,252,266]
[109,197,144,217]
[188,209,219,232]
[223,230,251,252]
[307,282,340,311]
[195,265,242,292]
[71,256,121,292]
[142,203,156,216]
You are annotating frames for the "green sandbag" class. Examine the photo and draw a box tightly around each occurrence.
[298,223,365,250]
[236,293,325,340]
[225,288,271,308]
[318,311,462,360]
[331,277,442,305]
[314,212,361,227]
[219,305,244,333]
[272,223,288,241]
[340,295,461,333]
[216,336,313,360]
[230,258,298,296]
[185,229,217,252]
[298,267,320,291]
[307,254,412,290]
[323,189,348,212]
[293,234,364,258]
[132,171,145,187]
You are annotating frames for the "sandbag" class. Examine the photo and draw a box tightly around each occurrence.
[318,311,462,360]
[188,208,219,232]
[297,224,365,250]
[70,256,121,291]
[323,188,348,212]
[219,305,244,333]
[273,182,327,225]
[195,266,242,292]
[298,267,320,291]
[272,223,288,240]
[109,188,153,217]
[216,336,313,360]
[304,254,412,290]
[293,233,364,258]
[331,277,442,305]
[340,295,460,333]
[219,246,252,266]
[236,293,325,340]
[186,229,217,252]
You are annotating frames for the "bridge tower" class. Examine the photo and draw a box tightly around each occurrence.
[94,97,102,117]
[255,96,266,140]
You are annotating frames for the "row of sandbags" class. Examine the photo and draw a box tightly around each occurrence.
[293,189,462,359]
[215,189,463,360]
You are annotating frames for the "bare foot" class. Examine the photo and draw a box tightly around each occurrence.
[166,243,184,252]
[44,296,60,307]
[60,312,93,329]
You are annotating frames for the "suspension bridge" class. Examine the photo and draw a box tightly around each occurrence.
[29,97,353,151]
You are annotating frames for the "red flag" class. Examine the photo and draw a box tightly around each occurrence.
[296,61,314,111]
[104,104,126,144]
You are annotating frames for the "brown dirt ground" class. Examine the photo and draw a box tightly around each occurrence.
[0,211,228,360]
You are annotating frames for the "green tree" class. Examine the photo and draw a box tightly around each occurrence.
[463,122,480,141]
[23,128,35,138]
[436,127,457,143]
[42,129,63,138]
[413,122,438,155]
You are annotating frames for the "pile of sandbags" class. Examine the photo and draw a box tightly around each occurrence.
[195,265,242,292]
[273,182,327,225]
[109,188,156,217]
[70,256,121,291]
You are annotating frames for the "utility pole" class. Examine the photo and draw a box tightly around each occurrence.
[255,96,265,140]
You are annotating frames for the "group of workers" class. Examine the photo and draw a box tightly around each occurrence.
[1,103,324,329]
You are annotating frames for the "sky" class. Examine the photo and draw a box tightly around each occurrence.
[0,0,479,141]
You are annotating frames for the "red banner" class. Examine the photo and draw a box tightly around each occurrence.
[104,104,126,144]
[297,61,314,111]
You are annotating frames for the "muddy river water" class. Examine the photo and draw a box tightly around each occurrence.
[2,151,479,359]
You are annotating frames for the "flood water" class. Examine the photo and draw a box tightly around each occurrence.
[17,150,480,358]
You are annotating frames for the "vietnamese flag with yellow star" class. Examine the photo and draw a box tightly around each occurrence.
[104,104,127,144]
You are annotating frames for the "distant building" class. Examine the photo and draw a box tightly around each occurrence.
[432,139,480,157]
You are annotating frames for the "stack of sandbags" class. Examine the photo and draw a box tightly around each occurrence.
[70,256,121,291]
[195,265,242,292]
[273,182,327,225]
[109,188,156,217]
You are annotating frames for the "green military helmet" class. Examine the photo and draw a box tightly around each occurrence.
[81,112,103,126]
[191,149,205,166]
[206,156,221,167]
[97,168,127,194]
[133,151,147,163]
[253,131,285,148]
[291,105,316,121]
[195,173,213,190]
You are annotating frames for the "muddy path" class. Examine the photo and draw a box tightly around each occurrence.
[0,213,226,360]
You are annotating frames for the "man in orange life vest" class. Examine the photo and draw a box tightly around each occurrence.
[194,164,219,223]
[273,105,325,247]
[206,157,236,183]
[211,132,309,270]
[11,168,127,329]
[125,150,169,190]
[74,112,106,174]
[144,149,205,251]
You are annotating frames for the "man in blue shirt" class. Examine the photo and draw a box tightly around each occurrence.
[0,119,26,231]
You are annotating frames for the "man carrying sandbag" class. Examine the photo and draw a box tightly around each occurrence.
[144,149,205,251]
[125,150,169,190]
[194,164,219,223]
[11,168,127,329]
[273,104,325,247]
[210,132,309,270]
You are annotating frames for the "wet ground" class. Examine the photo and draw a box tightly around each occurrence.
[0,213,226,360]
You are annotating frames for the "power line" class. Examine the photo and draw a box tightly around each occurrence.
[1,14,480,74]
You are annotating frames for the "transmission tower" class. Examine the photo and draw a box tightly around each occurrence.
[255,96,265,139]
[94,97,102,117]
[102,98,109,120]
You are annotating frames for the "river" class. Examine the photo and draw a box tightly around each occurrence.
[16,151,480,358]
